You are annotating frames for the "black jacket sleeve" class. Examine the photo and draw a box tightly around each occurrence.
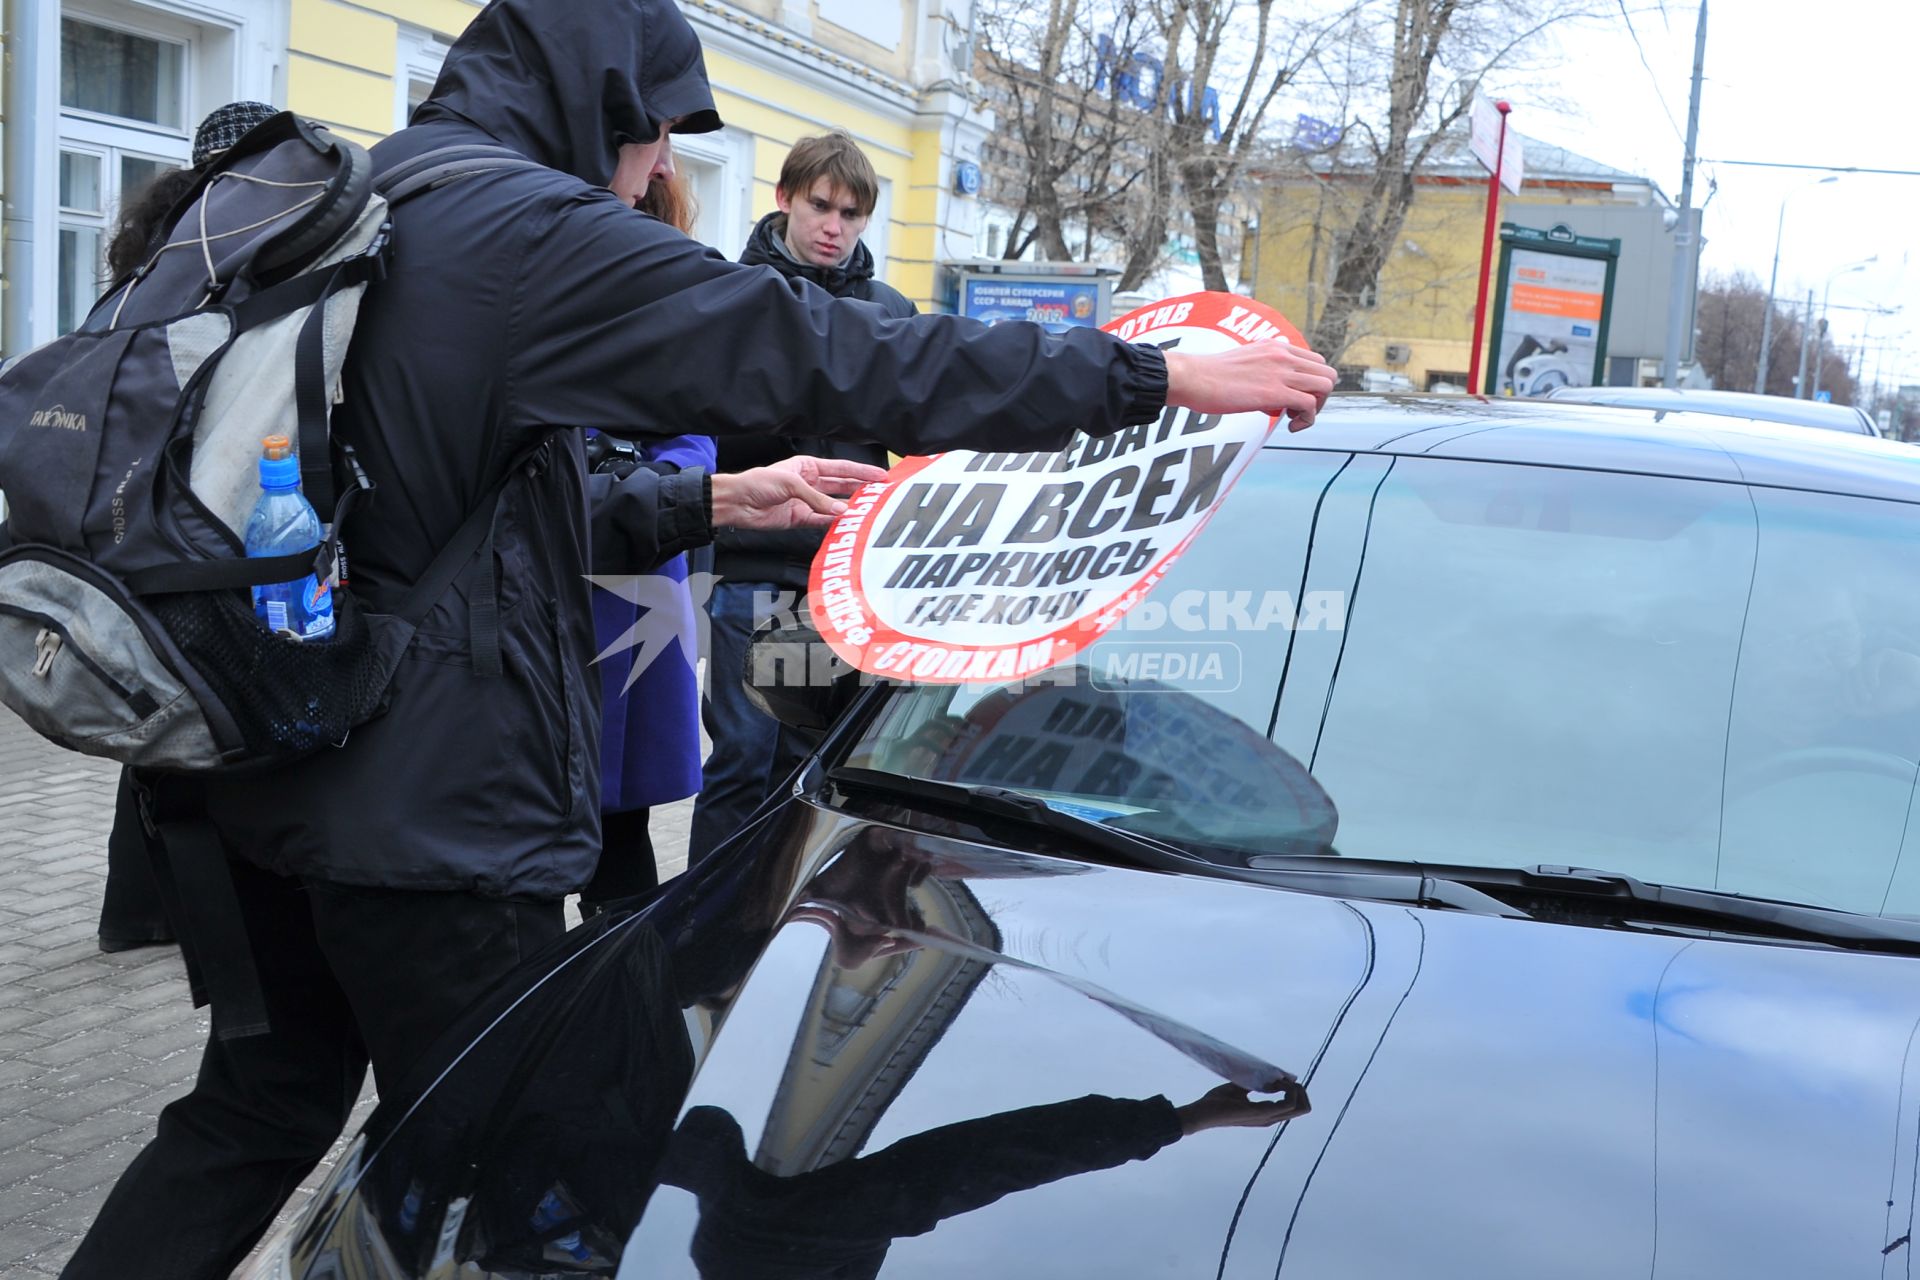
[585,463,712,575]
[504,193,1168,455]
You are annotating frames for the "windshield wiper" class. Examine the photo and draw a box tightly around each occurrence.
[1506,864,1920,955]
[825,768,1528,917]
[1245,856,1920,955]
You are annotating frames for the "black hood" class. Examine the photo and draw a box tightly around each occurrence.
[412,0,723,186]
[740,211,877,293]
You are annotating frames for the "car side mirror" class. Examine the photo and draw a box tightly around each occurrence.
[742,614,866,733]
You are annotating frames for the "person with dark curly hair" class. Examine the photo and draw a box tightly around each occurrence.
[93,101,279,956]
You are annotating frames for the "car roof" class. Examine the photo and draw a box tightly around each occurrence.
[1543,385,1874,434]
[1268,393,1920,505]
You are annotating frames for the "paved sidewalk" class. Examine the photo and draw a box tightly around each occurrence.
[0,706,693,1276]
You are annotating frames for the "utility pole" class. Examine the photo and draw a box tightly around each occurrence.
[1661,1,1708,388]
[1795,289,1815,398]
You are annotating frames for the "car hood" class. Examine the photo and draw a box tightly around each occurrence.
[287,806,1920,1278]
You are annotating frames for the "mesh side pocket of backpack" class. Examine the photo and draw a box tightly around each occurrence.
[147,587,391,759]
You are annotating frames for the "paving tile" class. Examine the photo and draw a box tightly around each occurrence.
[19,1027,127,1068]
[26,1077,148,1124]
[119,1050,205,1091]
[28,1184,110,1236]
[34,1051,148,1095]
[24,1002,128,1043]
[0,1113,60,1150]
[0,1219,68,1270]
[0,1182,63,1231]
[0,1147,62,1198]
[31,1140,142,1194]
[29,1109,152,1159]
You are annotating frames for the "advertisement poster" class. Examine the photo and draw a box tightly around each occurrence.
[960,278,1103,332]
[1487,224,1620,397]
[809,291,1305,684]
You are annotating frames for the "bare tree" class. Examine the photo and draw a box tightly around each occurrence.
[1301,0,1603,360]
[1694,270,1870,403]
[1155,0,1341,292]
[975,0,1176,290]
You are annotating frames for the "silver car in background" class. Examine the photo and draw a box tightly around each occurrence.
[1546,385,1881,436]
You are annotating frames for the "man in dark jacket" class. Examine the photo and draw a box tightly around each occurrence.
[690,132,914,865]
[60,1,1336,1274]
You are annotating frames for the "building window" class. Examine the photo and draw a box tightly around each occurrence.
[61,16,186,129]
[56,9,201,333]
[670,129,751,261]
[396,26,451,132]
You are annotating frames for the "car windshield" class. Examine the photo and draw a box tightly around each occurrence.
[838,443,1920,919]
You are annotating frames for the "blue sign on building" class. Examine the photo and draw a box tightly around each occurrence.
[1093,34,1224,141]
[960,278,1104,332]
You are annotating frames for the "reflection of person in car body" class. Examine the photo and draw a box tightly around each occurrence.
[655,1084,1305,1280]
[662,834,1304,1278]
[360,827,1302,1276]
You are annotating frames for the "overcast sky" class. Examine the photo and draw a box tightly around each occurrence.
[1514,1,1917,386]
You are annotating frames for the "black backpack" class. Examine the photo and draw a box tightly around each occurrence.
[0,113,535,772]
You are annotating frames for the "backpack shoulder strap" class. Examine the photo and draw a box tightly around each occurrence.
[376,145,545,206]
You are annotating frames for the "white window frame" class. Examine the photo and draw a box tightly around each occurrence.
[673,128,753,261]
[395,25,451,133]
[58,10,196,138]
[816,0,902,51]
[32,0,284,346]
[865,177,894,283]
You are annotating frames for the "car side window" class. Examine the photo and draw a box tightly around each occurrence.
[1307,457,1759,886]
[1719,487,1920,914]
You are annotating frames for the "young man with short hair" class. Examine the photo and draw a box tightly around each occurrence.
[689,132,913,865]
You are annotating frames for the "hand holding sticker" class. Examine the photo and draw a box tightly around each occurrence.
[811,292,1316,684]
[1164,339,1336,430]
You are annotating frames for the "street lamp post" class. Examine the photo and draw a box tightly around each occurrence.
[1755,175,1838,394]
[1812,257,1875,400]
[1796,289,1816,398]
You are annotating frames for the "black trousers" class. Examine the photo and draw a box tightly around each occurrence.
[581,805,657,911]
[97,769,172,946]
[61,855,564,1280]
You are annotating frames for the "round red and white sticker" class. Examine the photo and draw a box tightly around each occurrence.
[809,291,1307,684]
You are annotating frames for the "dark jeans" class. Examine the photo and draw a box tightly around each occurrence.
[582,806,657,911]
[688,581,808,866]
[98,769,172,946]
[61,856,563,1280]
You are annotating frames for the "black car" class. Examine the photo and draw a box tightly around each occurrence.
[1546,383,1882,436]
[242,395,1920,1278]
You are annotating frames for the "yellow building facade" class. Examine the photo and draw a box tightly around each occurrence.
[1253,138,1689,391]
[282,0,990,307]
[1,0,993,357]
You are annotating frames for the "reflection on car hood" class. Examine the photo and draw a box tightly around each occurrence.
[287,806,1920,1279]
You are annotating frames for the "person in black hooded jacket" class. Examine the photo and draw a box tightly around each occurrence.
[59,2,1337,1274]
[691,132,914,866]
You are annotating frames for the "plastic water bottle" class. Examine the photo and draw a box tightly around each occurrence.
[530,1187,591,1263]
[244,434,335,641]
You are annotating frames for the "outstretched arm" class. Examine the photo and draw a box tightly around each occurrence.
[509,196,1336,457]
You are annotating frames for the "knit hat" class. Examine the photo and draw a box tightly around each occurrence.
[191,101,279,167]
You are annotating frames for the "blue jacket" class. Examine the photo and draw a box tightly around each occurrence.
[594,433,715,812]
